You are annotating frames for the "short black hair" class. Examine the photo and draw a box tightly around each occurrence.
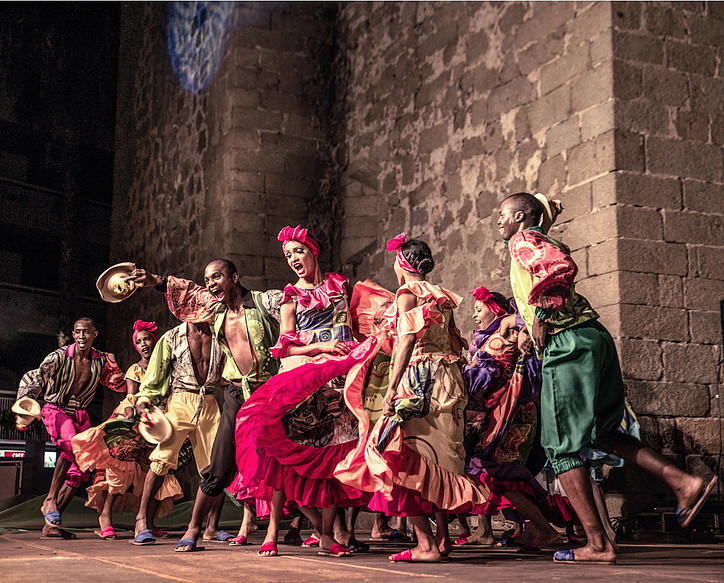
[74,317,96,330]
[400,238,435,275]
[503,192,543,224]
[208,258,238,276]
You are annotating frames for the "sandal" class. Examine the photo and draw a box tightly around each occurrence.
[258,540,278,556]
[174,537,204,552]
[132,529,156,546]
[228,535,248,546]
[150,528,169,538]
[318,542,352,557]
[677,476,718,528]
[95,526,117,540]
[301,534,320,547]
[347,537,370,553]
[203,530,234,543]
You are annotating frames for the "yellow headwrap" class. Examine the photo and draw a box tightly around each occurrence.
[534,193,563,234]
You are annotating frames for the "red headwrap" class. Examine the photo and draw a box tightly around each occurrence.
[278,225,320,257]
[132,320,158,345]
[386,232,418,274]
[471,286,507,316]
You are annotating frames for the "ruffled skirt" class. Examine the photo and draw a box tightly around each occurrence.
[335,353,490,516]
[73,420,182,517]
[234,339,381,508]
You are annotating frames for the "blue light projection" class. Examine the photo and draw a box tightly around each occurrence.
[167,2,235,94]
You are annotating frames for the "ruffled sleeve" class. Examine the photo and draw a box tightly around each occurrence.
[124,363,146,384]
[281,273,349,311]
[385,281,462,337]
[270,330,314,358]
[165,275,221,324]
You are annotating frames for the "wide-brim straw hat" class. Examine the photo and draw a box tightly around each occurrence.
[96,262,139,303]
[12,397,42,427]
[137,407,173,445]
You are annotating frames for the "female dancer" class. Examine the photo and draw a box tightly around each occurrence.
[457,288,560,549]
[234,225,369,557]
[73,320,182,539]
[338,233,489,563]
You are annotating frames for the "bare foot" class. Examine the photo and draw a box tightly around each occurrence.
[259,536,278,556]
[558,542,616,564]
[531,528,563,549]
[134,516,148,536]
[390,545,442,562]
[435,532,452,557]
[676,475,705,510]
[466,529,494,546]
[371,524,393,539]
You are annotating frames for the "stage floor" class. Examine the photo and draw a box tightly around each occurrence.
[1,529,722,582]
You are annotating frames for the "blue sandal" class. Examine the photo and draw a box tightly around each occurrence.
[175,537,205,552]
[132,529,156,545]
[203,530,234,543]
[553,549,616,565]
[43,510,61,527]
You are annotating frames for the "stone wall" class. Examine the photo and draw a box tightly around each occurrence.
[110,2,335,366]
[607,1,724,504]
[335,1,722,505]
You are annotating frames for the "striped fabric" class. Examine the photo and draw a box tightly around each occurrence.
[17,344,125,413]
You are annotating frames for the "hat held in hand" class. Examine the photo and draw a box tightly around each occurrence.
[138,407,173,445]
[12,397,42,428]
[96,262,139,303]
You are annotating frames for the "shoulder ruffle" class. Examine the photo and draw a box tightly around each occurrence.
[281,272,349,310]
[384,281,462,336]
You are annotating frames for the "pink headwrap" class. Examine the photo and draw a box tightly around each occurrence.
[471,286,507,316]
[132,320,158,345]
[278,225,320,257]
[386,232,418,274]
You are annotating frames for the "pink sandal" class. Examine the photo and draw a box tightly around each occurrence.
[229,535,248,546]
[150,528,169,538]
[318,542,352,557]
[389,549,413,562]
[258,541,278,556]
[95,526,117,540]
[454,532,470,546]
[301,534,320,547]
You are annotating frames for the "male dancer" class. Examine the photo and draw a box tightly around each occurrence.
[15,317,126,538]
[124,320,226,547]
[496,192,717,564]
[130,259,281,551]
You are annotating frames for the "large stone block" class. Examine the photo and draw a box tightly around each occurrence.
[580,99,615,142]
[664,210,724,246]
[619,304,689,342]
[613,171,682,210]
[615,98,673,137]
[571,61,614,112]
[694,246,724,280]
[611,2,642,31]
[568,131,616,186]
[617,238,688,276]
[618,337,663,380]
[644,4,689,39]
[686,277,724,311]
[612,60,643,99]
[620,270,659,306]
[617,205,663,240]
[540,46,591,95]
[690,76,724,115]
[545,117,581,158]
[682,180,723,213]
[658,274,684,308]
[647,138,723,182]
[689,310,723,345]
[612,30,664,64]
[567,2,613,49]
[626,380,711,416]
[577,271,619,307]
[676,417,724,455]
[663,342,720,383]
[665,39,718,77]
[587,238,618,275]
[527,85,571,136]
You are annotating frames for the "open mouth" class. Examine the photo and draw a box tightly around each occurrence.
[292,262,304,273]
[209,287,224,300]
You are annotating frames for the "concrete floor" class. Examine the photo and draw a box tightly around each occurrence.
[1,530,722,583]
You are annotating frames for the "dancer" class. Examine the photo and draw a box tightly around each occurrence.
[458,286,559,550]
[14,317,126,538]
[124,320,226,547]
[497,192,717,564]
[72,320,182,539]
[129,259,281,550]
[338,233,489,563]
[234,225,368,558]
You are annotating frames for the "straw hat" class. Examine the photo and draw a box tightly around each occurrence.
[12,397,42,428]
[137,407,173,445]
[96,262,139,303]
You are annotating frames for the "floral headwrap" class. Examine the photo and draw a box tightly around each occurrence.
[471,286,507,316]
[278,225,320,257]
[386,232,418,274]
[132,320,158,345]
[534,193,563,234]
